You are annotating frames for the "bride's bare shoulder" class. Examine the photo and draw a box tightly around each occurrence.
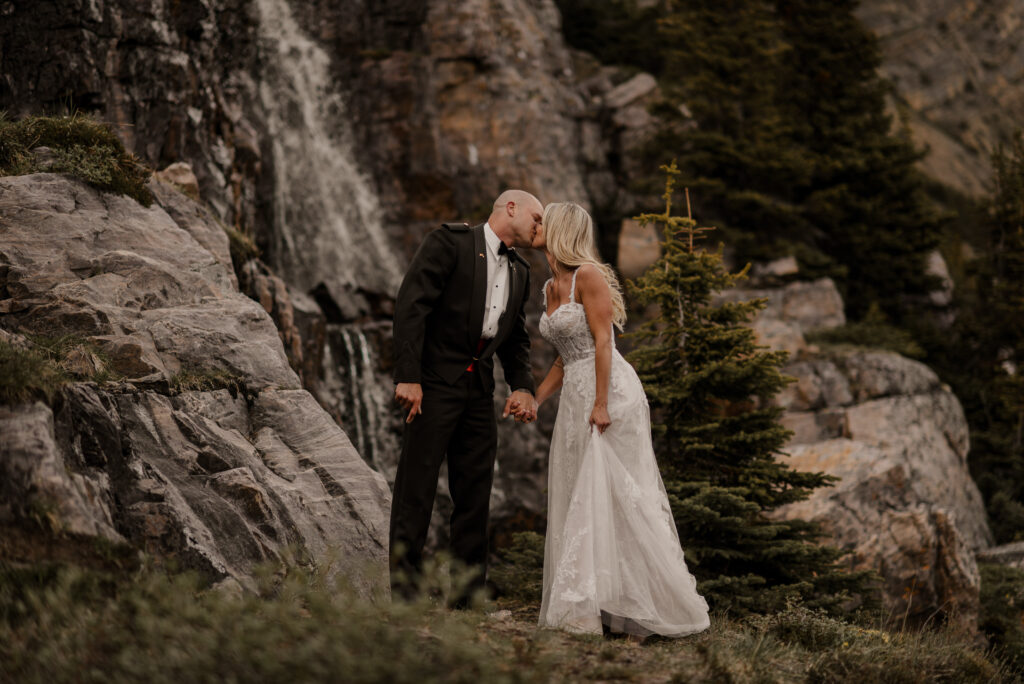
[575,263,610,292]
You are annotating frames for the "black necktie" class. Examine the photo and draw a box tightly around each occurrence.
[498,242,510,256]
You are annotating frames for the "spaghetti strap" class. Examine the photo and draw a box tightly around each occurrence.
[542,278,553,308]
[569,267,580,303]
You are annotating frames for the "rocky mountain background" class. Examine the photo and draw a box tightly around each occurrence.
[2,0,1022,634]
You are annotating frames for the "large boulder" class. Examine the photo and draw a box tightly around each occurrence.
[772,349,992,628]
[0,174,391,593]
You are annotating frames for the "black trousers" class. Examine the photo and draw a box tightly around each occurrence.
[389,369,497,601]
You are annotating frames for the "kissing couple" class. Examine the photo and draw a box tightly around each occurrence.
[389,189,710,639]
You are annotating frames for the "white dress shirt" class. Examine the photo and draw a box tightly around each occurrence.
[481,222,510,339]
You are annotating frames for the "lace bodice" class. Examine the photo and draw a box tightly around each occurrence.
[539,268,606,365]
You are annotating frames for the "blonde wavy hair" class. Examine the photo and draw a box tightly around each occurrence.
[543,201,626,330]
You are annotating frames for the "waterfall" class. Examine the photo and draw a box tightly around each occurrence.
[330,324,396,474]
[255,0,402,302]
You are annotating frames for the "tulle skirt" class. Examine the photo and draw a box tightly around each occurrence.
[539,351,710,637]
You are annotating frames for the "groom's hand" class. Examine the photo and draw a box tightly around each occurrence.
[395,382,423,423]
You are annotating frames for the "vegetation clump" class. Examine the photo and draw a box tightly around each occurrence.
[489,531,545,603]
[806,303,926,359]
[0,111,153,206]
[169,363,244,394]
[979,562,1024,673]
[0,339,69,405]
[0,550,1014,684]
[224,222,260,272]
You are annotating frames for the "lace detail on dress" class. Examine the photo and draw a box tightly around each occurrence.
[540,269,601,366]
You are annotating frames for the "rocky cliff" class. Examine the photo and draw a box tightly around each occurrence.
[0,173,391,592]
[857,0,1024,196]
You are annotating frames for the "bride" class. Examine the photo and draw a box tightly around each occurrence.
[530,201,710,639]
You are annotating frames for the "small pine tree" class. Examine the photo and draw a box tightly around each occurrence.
[627,161,872,614]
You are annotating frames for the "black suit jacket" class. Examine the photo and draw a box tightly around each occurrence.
[392,223,535,395]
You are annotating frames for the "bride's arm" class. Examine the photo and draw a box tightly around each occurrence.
[535,356,565,407]
[576,265,614,433]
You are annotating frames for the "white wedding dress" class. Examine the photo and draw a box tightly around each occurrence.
[537,269,710,637]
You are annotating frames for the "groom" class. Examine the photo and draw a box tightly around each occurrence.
[390,189,542,604]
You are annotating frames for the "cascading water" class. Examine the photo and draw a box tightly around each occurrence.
[322,322,400,476]
[255,0,402,305]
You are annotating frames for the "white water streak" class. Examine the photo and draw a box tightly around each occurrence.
[256,0,402,296]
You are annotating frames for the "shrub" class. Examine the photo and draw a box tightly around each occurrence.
[169,364,244,393]
[489,531,545,603]
[0,339,68,405]
[0,111,153,206]
[224,223,260,271]
[0,560,545,684]
[806,303,926,359]
[979,563,1024,673]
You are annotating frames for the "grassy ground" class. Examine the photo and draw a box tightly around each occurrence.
[0,528,1017,684]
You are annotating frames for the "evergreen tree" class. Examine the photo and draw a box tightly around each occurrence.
[773,0,943,321]
[627,162,872,614]
[959,133,1024,543]
[651,0,827,275]
[650,0,943,321]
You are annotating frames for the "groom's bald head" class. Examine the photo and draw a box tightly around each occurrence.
[489,189,543,249]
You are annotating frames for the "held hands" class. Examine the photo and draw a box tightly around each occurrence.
[503,389,538,424]
[589,404,611,434]
[394,382,423,423]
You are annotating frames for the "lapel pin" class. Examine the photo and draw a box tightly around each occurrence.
[479,253,485,258]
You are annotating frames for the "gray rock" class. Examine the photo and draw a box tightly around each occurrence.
[751,256,799,282]
[0,175,390,594]
[110,386,390,593]
[717,277,847,357]
[774,438,981,629]
[771,347,992,629]
[0,401,122,541]
[30,146,58,170]
[153,162,201,200]
[604,72,658,109]
[0,174,298,391]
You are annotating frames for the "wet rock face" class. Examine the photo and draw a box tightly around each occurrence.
[0,174,390,593]
[307,0,597,260]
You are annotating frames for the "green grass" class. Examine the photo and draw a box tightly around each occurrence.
[0,548,1014,684]
[27,333,122,384]
[807,304,927,360]
[168,363,244,393]
[0,111,153,206]
[0,338,68,405]
[980,563,1024,674]
[223,222,260,271]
